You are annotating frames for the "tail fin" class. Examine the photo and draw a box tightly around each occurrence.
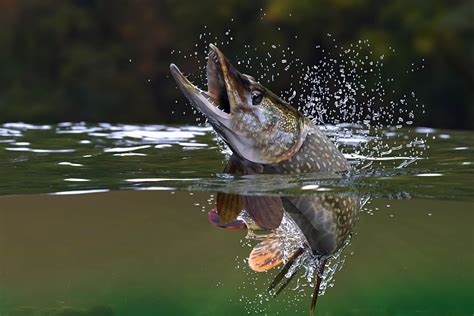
[310,260,326,316]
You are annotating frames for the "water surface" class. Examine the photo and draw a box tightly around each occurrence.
[0,123,472,199]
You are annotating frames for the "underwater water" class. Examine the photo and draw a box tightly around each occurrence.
[0,123,473,316]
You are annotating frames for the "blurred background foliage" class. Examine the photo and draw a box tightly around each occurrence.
[0,0,472,129]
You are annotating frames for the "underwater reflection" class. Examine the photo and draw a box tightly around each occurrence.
[208,191,360,315]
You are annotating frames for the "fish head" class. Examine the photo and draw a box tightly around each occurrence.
[170,44,309,164]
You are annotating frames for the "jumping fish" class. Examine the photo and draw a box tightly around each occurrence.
[170,44,358,315]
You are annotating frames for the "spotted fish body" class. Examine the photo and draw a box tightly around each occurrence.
[262,124,356,256]
[227,127,357,256]
[219,118,357,255]
[264,123,349,174]
[170,44,359,314]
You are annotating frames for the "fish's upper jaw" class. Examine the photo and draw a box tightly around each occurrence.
[169,63,230,124]
[169,43,238,123]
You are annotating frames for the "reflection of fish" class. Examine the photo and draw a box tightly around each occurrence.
[171,45,357,315]
[283,195,358,256]
[210,192,359,314]
[279,194,359,313]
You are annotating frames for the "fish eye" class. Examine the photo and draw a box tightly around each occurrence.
[251,90,263,105]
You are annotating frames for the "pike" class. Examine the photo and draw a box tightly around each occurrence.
[170,44,356,315]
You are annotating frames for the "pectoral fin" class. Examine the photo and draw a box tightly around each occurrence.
[215,156,246,224]
[249,237,283,272]
[208,208,247,230]
[243,196,284,230]
[216,192,243,224]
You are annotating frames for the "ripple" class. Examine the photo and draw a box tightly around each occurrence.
[416,173,443,177]
[125,178,199,183]
[57,126,102,134]
[12,142,31,146]
[5,147,75,153]
[301,184,320,190]
[113,153,147,157]
[336,136,371,145]
[134,186,176,191]
[416,127,436,134]
[345,153,420,161]
[106,130,205,142]
[58,162,84,167]
[3,122,51,130]
[0,128,22,136]
[50,189,110,195]
[104,145,151,153]
[155,144,172,148]
[178,142,208,147]
[4,147,29,152]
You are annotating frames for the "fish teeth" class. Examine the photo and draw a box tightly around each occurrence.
[208,50,219,64]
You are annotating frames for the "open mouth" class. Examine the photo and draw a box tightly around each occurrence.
[169,44,232,120]
[207,45,231,114]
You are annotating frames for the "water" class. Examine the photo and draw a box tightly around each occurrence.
[0,123,473,315]
[0,123,472,199]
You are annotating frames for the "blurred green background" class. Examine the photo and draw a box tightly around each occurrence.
[0,0,472,129]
